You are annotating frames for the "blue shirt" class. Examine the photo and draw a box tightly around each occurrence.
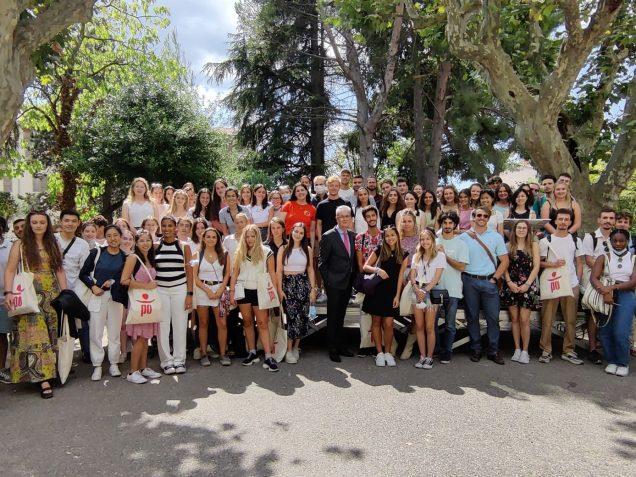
[459,230,507,276]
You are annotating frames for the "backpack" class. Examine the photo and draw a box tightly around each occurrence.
[545,232,578,250]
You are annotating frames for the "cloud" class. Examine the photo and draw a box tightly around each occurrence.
[155,0,237,93]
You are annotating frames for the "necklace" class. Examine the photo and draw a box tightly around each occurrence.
[612,249,628,268]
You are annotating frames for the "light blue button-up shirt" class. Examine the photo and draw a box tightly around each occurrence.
[459,230,507,276]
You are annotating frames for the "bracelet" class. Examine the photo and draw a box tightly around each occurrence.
[186,291,193,296]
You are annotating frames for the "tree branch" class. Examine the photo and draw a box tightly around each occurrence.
[15,0,97,53]
[539,0,623,116]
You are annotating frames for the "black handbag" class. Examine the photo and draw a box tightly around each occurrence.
[359,273,383,294]
[429,288,449,304]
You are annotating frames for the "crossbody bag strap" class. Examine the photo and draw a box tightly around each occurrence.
[133,253,152,278]
[62,237,76,257]
[467,231,497,270]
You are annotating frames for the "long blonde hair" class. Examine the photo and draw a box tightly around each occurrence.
[399,210,418,237]
[127,177,151,203]
[234,224,265,267]
[169,189,189,215]
[413,228,438,265]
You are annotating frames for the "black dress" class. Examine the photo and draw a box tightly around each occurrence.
[362,245,408,318]
[381,210,397,229]
[510,208,531,219]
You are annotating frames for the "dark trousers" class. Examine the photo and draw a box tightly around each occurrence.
[326,285,351,350]
[78,322,90,360]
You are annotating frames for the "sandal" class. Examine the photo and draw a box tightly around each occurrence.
[40,382,53,399]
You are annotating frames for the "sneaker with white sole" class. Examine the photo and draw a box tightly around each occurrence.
[200,356,211,367]
[615,366,629,377]
[109,364,121,377]
[414,356,426,368]
[604,363,618,375]
[126,371,147,384]
[0,368,11,384]
[518,351,530,364]
[141,368,162,379]
[511,349,521,362]
[219,356,231,366]
[538,351,552,363]
[316,292,328,303]
[174,365,186,374]
[162,365,176,375]
[91,367,102,381]
[263,357,279,372]
[561,352,584,365]
[242,352,260,366]
[422,357,434,369]
[375,352,386,367]
[193,347,202,360]
[384,353,396,367]
[285,351,297,364]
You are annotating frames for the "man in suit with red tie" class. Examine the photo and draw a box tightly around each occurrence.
[319,205,357,362]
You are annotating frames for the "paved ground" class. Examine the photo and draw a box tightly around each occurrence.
[1,331,634,476]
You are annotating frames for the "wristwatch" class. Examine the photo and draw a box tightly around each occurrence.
[187,291,193,296]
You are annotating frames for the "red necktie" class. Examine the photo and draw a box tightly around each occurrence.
[341,230,350,255]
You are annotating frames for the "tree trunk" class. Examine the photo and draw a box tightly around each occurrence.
[60,168,78,210]
[426,61,452,192]
[358,129,374,178]
[412,65,427,185]
[0,0,96,145]
[309,6,325,176]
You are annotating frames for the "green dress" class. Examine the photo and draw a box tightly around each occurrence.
[10,249,60,384]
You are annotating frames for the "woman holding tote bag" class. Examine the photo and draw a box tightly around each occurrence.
[4,210,68,398]
[229,224,280,372]
[120,230,162,384]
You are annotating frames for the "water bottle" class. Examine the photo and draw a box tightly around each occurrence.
[309,304,317,320]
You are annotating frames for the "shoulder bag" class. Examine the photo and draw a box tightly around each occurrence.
[539,240,574,300]
[73,246,101,307]
[467,231,502,290]
[8,246,40,317]
[257,250,280,310]
[126,255,162,325]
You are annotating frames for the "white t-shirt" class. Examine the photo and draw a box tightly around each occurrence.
[411,252,447,284]
[339,187,355,203]
[487,210,504,233]
[248,203,271,225]
[539,234,584,287]
[55,233,91,290]
[437,236,469,299]
[223,234,239,266]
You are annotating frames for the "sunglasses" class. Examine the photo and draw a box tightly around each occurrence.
[474,213,489,218]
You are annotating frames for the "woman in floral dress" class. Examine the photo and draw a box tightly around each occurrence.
[500,220,540,364]
[4,211,68,398]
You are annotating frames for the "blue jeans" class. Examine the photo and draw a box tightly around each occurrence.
[435,297,459,355]
[600,290,635,367]
[462,274,500,354]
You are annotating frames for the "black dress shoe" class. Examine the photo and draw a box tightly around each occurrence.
[338,348,355,358]
[487,352,505,365]
[470,350,482,362]
[329,350,341,362]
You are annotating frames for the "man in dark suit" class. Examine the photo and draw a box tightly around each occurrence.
[318,205,357,362]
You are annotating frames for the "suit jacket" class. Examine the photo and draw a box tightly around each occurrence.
[319,226,357,290]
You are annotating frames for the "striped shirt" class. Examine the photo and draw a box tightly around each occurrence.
[155,240,186,288]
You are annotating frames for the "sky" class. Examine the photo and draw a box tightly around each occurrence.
[154,0,238,106]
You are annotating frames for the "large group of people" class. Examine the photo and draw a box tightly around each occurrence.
[0,170,634,399]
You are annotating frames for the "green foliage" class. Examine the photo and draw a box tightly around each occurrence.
[69,80,221,211]
[0,192,19,219]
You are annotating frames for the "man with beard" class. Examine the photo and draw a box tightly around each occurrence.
[436,212,469,363]
[366,176,381,206]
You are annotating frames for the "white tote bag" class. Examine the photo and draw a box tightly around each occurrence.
[359,313,397,353]
[257,256,280,310]
[8,247,40,317]
[57,313,75,385]
[399,282,414,316]
[271,308,288,363]
[539,243,573,300]
[73,246,101,307]
[126,256,162,325]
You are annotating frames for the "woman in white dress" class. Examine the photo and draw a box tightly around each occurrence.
[121,177,159,229]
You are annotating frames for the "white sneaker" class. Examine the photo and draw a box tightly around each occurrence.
[141,368,162,379]
[511,349,521,362]
[162,365,176,375]
[174,365,186,374]
[91,367,102,381]
[605,364,618,375]
[414,356,426,369]
[422,357,434,369]
[285,351,297,364]
[293,348,300,361]
[375,352,386,367]
[384,353,396,367]
[126,371,147,384]
[518,351,530,364]
[193,347,201,360]
[109,364,121,377]
[561,352,584,365]
[615,366,629,377]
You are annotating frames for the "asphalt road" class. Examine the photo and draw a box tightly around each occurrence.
[1,332,634,476]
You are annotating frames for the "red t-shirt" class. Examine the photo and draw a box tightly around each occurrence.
[282,201,316,234]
